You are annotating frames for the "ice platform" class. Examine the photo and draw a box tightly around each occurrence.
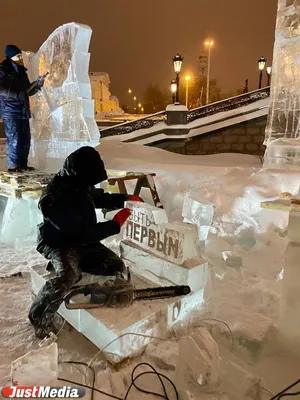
[0,171,54,199]
[30,264,204,364]
[120,240,208,292]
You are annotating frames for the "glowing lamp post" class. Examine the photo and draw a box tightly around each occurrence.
[258,56,266,89]
[204,40,214,104]
[266,66,272,86]
[173,53,183,103]
[185,75,191,108]
[171,79,177,104]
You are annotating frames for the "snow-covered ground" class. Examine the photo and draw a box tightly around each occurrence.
[1,141,300,399]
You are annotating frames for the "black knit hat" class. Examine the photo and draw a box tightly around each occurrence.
[5,45,22,59]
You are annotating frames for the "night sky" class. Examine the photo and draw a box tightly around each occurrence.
[0,0,278,103]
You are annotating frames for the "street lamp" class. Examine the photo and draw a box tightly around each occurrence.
[173,53,183,103]
[185,75,191,108]
[204,40,214,104]
[171,79,177,103]
[266,66,272,86]
[258,56,266,89]
[128,89,132,94]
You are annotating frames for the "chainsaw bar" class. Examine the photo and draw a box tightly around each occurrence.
[64,283,191,309]
[133,285,191,301]
[64,270,191,310]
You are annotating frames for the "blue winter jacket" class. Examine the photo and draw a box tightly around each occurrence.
[0,58,40,119]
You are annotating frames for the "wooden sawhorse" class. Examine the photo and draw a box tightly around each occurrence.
[107,172,163,209]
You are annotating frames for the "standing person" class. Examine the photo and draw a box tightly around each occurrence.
[0,45,45,172]
[28,146,143,339]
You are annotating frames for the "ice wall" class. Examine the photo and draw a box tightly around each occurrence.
[264,0,300,169]
[23,23,99,171]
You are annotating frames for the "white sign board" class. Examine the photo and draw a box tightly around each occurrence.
[124,201,200,265]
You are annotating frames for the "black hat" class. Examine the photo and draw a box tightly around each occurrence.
[5,45,22,59]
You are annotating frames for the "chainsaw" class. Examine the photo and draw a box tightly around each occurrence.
[64,270,191,309]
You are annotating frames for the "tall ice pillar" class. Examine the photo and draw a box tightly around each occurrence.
[263,0,300,169]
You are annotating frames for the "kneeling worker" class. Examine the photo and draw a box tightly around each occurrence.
[29,146,143,338]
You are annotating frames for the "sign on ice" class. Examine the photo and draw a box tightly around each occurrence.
[124,201,200,265]
[1,382,85,398]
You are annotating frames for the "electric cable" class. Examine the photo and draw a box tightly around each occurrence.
[57,376,122,400]
[58,362,178,400]
[55,318,66,336]
[277,393,300,399]
[88,318,234,368]
[59,361,95,400]
[87,332,173,369]
[123,363,179,400]
[270,378,300,399]
[36,288,233,399]
[197,318,235,352]
[262,387,274,397]
[31,287,300,400]
[125,363,168,400]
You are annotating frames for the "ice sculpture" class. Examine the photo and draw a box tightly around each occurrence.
[23,23,99,171]
[263,0,300,169]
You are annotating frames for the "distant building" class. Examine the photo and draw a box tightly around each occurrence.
[198,44,208,77]
[89,72,121,115]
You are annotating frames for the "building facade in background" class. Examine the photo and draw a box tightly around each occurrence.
[89,72,122,115]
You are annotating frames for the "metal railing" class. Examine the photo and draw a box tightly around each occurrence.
[100,110,166,138]
[187,87,270,123]
[100,87,270,138]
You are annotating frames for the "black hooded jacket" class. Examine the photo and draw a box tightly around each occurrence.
[37,147,127,257]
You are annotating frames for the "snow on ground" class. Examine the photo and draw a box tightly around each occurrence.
[1,141,300,398]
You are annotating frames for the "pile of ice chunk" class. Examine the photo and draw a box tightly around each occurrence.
[23,22,99,171]
[11,343,58,386]
[182,196,215,245]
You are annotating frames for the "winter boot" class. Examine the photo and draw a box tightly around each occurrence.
[28,312,59,340]
[8,166,25,173]
[20,165,35,171]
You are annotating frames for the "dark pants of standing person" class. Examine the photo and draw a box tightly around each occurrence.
[3,117,30,169]
[28,243,125,338]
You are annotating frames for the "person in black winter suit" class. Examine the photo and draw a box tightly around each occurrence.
[28,146,143,339]
[0,45,45,172]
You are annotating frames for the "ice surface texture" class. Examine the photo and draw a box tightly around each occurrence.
[264,0,300,168]
[11,343,58,386]
[23,23,99,171]
[0,198,42,245]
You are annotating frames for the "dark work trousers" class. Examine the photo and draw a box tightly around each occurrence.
[3,117,31,168]
[28,243,125,338]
